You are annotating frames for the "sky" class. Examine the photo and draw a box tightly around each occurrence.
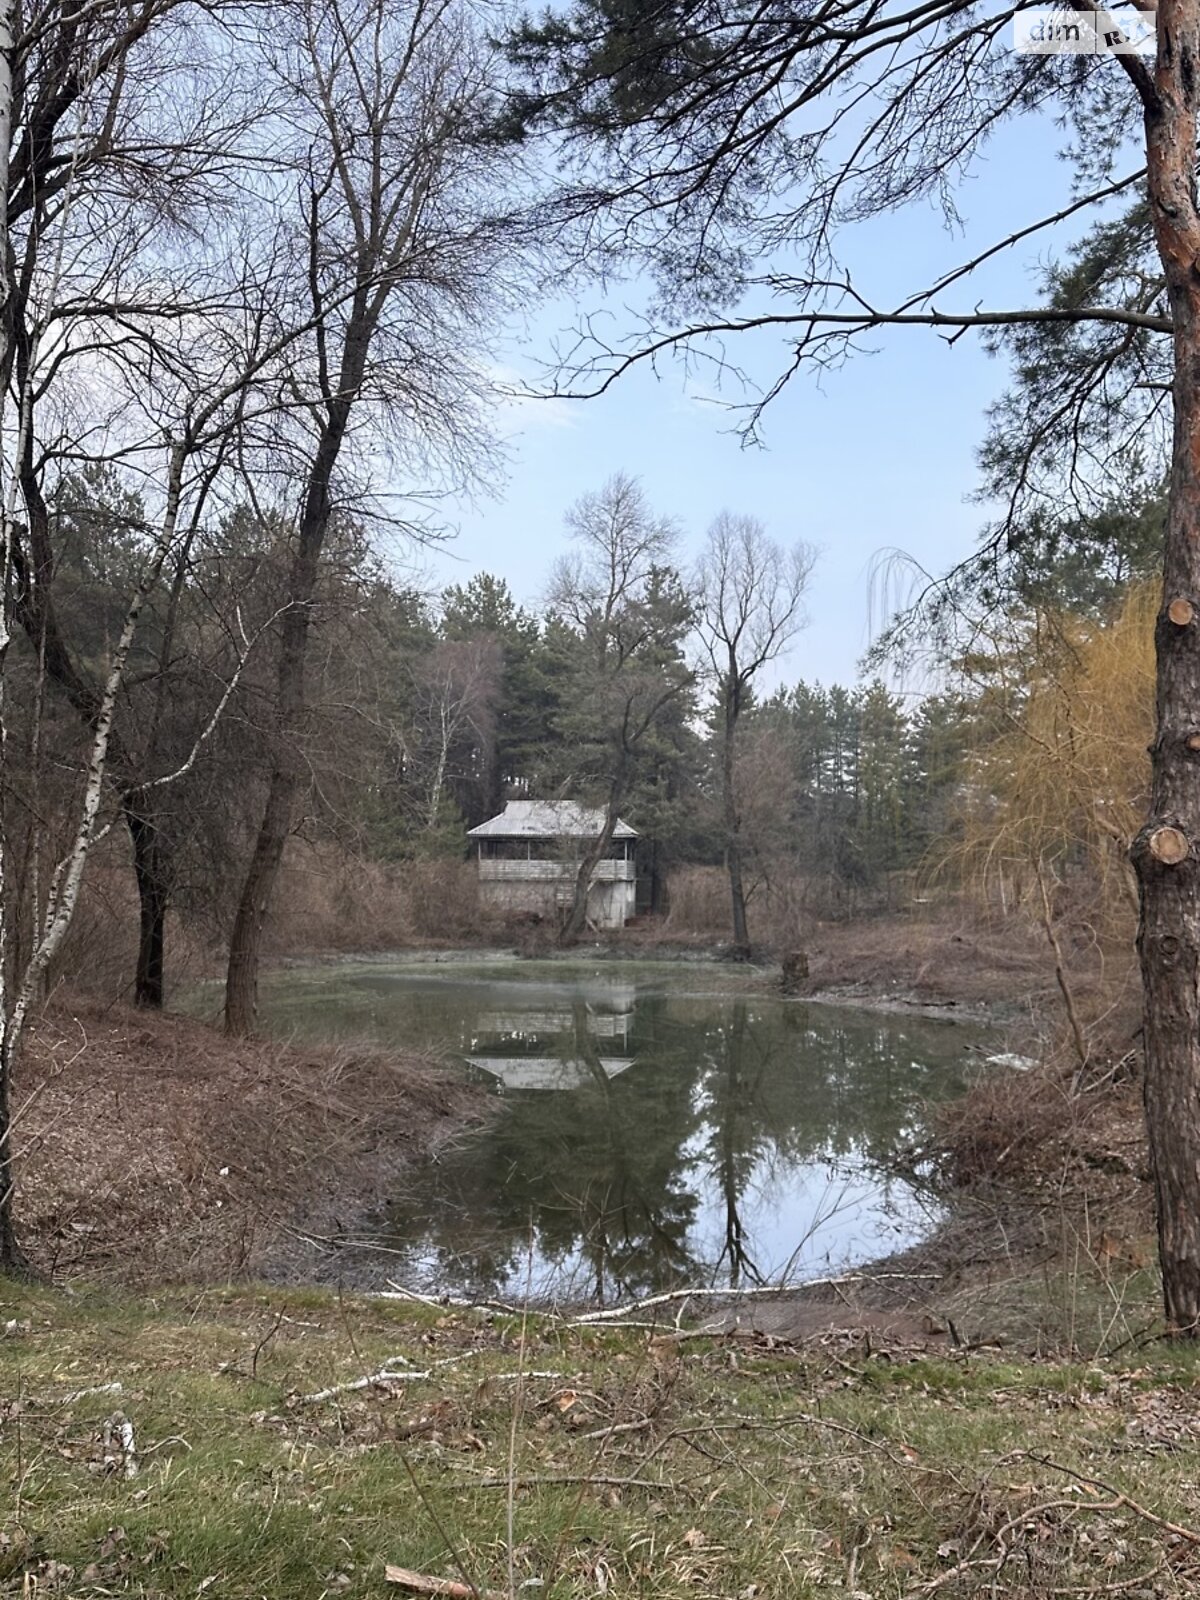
[400,110,1134,693]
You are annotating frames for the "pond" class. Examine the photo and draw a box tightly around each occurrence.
[251,959,983,1303]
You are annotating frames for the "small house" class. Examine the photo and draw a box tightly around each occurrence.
[467,800,638,930]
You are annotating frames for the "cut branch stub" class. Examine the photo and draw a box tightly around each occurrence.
[1149,825,1191,865]
[1187,733,1200,753]
[1168,596,1195,627]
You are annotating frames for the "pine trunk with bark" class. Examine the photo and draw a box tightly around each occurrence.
[1136,0,1200,1332]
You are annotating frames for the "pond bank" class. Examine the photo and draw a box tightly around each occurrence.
[13,1000,492,1283]
[15,947,1148,1342]
[259,893,1070,1032]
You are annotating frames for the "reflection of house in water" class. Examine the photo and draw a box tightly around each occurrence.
[466,987,637,1091]
[468,801,638,930]
[468,1058,635,1091]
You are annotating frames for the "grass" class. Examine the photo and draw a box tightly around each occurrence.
[2,1281,1200,1598]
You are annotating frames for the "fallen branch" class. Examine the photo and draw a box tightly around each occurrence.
[569,1274,941,1325]
[379,1283,523,1317]
[298,1365,569,1404]
[467,1473,689,1495]
[299,1369,432,1403]
[385,1567,504,1600]
[1030,1454,1200,1545]
[904,1453,1200,1597]
[635,1409,941,1480]
[55,1381,123,1406]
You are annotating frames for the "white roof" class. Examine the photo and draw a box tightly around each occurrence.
[468,801,637,839]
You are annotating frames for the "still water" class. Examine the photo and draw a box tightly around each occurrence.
[256,960,980,1302]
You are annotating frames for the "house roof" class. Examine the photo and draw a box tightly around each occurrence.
[467,800,637,839]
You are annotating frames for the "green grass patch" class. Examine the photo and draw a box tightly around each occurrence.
[1,1281,1199,1598]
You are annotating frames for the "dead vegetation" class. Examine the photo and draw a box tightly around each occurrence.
[49,847,497,1007]
[12,1001,489,1283]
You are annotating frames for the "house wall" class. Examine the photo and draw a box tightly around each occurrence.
[479,869,636,929]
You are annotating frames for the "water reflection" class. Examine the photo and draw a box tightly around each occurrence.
[467,988,637,1090]
[255,963,976,1302]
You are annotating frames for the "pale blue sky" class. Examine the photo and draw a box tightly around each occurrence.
[412,110,1138,690]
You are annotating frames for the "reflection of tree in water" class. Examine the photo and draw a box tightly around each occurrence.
[554,1003,702,1300]
[703,1001,766,1287]
[381,986,969,1300]
[694,1000,958,1284]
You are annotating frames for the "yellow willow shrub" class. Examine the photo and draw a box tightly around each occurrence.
[952,582,1156,929]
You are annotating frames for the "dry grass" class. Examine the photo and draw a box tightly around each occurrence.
[47,842,499,1004]
[12,1000,489,1283]
[663,864,836,950]
[266,848,493,955]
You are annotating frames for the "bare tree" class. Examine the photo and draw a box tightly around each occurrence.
[695,514,815,956]
[0,0,276,1009]
[223,0,518,1034]
[0,139,353,1269]
[405,637,502,839]
[548,475,694,942]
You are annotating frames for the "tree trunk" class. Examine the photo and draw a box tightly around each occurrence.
[648,838,670,914]
[224,419,348,1035]
[0,445,186,1276]
[0,1046,31,1278]
[124,794,170,1009]
[721,685,750,959]
[224,767,299,1034]
[1136,16,1200,1332]
[561,804,619,944]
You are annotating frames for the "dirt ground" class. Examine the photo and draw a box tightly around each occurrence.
[12,1000,490,1283]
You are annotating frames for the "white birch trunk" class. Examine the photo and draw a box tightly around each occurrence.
[0,442,185,1271]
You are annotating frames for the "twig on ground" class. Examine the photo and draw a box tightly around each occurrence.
[386,1567,504,1600]
[251,1306,286,1379]
[567,1275,941,1324]
[580,1417,654,1442]
[467,1473,691,1496]
[53,1381,123,1406]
